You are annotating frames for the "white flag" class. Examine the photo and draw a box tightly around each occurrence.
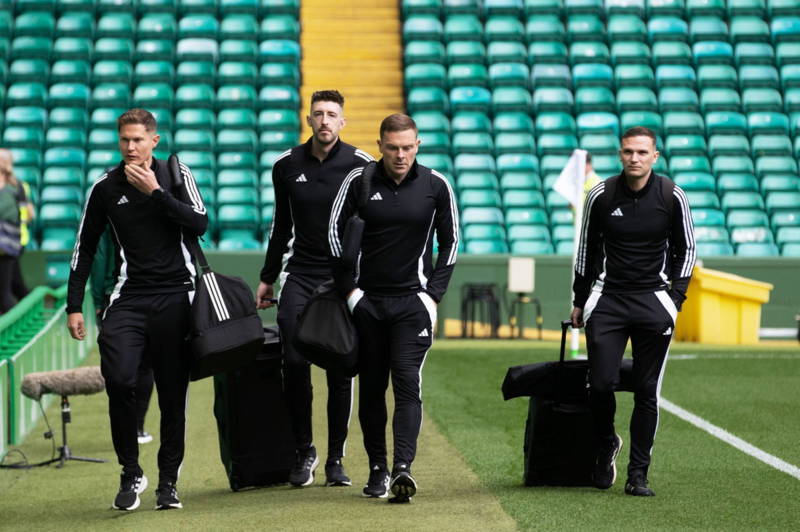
[553,149,588,209]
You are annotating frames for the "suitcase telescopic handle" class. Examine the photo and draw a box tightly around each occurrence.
[559,319,572,363]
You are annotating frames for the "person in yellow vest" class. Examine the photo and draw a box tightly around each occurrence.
[584,153,602,195]
[0,149,29,312]
[11,179,34,300]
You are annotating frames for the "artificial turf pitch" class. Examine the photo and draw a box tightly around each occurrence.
[1,339,798,531]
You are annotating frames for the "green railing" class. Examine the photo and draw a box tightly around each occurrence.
[0,358,8,457]
[1,286,96,449]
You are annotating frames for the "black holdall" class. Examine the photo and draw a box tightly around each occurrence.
[292,161,377,376]
[167,155,264,381]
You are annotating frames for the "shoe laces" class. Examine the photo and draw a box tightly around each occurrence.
[157,483,178,497]
[121,474,143,492]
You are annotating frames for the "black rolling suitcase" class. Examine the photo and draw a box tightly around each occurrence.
[522,320,595,486]
[213,326,296,491]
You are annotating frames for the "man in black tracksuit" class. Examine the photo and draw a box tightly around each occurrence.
[571,126,696,497]
[67,109,207,511]
[256,90,372,488]
[328,114,459,503]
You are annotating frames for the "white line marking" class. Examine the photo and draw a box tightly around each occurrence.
[669,354,800,361]
[660,397,800,481]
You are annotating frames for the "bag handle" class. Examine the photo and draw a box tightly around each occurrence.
[168,153,210,275]
[357,161,376,209]
[559,319,571,363]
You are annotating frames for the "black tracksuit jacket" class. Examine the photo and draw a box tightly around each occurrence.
[67,158,208,313]
[328,160,459,303]
[260,138,373,284]
[573,171,696,310]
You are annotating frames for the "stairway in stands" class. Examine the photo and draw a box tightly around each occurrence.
[299,0,405,158]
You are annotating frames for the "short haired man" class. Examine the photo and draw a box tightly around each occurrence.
[571,126,696,496]
[67,109,208,510]
[328,114,459,502]
[256,90,372,487]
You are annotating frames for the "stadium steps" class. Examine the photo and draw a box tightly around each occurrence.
[300,0,405,157]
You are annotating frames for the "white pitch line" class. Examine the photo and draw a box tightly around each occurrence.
[669,354,800,361]
[660,397,800,481]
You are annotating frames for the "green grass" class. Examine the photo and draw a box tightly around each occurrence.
[2,340,799,531]
[423,340,800,531]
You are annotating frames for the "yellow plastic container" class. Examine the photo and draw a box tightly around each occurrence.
[675,266,773,345]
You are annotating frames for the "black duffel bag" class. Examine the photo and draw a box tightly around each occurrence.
[292,280,359,377]
[502,358,634,401]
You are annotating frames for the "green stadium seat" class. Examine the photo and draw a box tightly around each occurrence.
[567,14,605,42]
[260,185,275,206]
[223,108,257,130]
[176,61,215,85]
[648,16,688,42]
[739,65,780,88]
[695,241,734,255]
[40,185,82,205]
[751,134,792,156]
[533,87,573,113]
[485,0,524,16]
[580,133,619,154]
[652,41,692,65]
[620,110,663,134]
[217,204,260,231]
[455,153,496,174]
[42,166,83,187]
[728,17,769,46]
[706,111,748,135]
[492,86,531,113]
[486,16,525,42]
[222,129,259,151]
[528,41,568,64]
[451,86,492,113]
[49,59,90,84]
[2,127,44,149]
[90,83,129,109]
[489,62,529,88]
[575,87,616,113]
[503,189,546,209]
[259,15,298,41]
[451,111,491,133]
[133,61,174,84]
[47,82,90,109]
[44,149,84,171]
[537,133,578,156]
[771,210,800,230]
[713,155,755,176]
[178,150,216,171]
[218,84,257,109]
[217,185,258,207]
[727,208,769,229]
[93,37,133,61]
[572,63,613,88]
[259,63,299,86]
[179,14,218,39]
[647,0,685,17]
[420,131,451,154]
[610,41,651,65]
[781,242,800,256]
[448,63,489,88]
[776,226,800,246]
[175,83,215,109]
[508,223,551,242]
[577,112,620,136]
[487,41,527,64]
[87,149,117,169]
[92,60,132,84]
[135,0,177,13]
[136,39,175,61]
[684,190,721,209]
[453,132,493,154]
[259,39,301,64]
[692,207,726,226]
[785,87,800,112]
[525,16,565,43]
[551,224,575,245]
[5,82,46,107]
[674,171,716,191]
[721,191,765,212]
[403,0,442,16]
[614,64,655,88]
[96,13,136,39]
[776,42,800,67]
[14,12,56,38]
[95,0,135,11]
[218,61,258,85]
[495,132,536,155]
[461,207,504,226]
[687,0,726,17]
[689,17,728,43]
[765,191,800,214]
[406,64,447,89]
[46,127,85,149]
[88,128,118,150]
[414,111,451,133]
[90,107,126,128]
[443,15,483,43]
[570,41,610,65]
[694,225,730,242]
[405,41,446,64]
[524,0,562,16]
[718,172,759,193]
[493,111,534,133]
[6,106,47,128]
[742,88,783,113]
[511,239,554,254]
[403,15,444,42]
[9,58,49,83]
[137,13,177,40]
[463,224,507,242]
[616,87,656,112]
[505,207,548,226]
[259,0,300,16]
[748,111,790,135]
[607,15,647,42]
[174,129,215,152]
[417,153,454,175]
[736,242,779,256]
[771,17,800,44]
[536,112,577,134]
[700,88,741,113]
[692,41,734,66]
[665,134,707,156]
[735,42,775,66]
[407,87,449,113]
[501,172,542,191]
[457,171,499,190]
[540,154,570,176]
[761,174,799,194]
[708,134,750,157]
[177,38,219,62]
[218,151,257,171]
[39,201,82,228]
[697,64,738,89]
[670,155,712,174]
[530,64,572,88]
[464,239,509,254]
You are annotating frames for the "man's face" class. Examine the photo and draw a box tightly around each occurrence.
[118,123,159,167]
[307,100,345,145]
[377,129,420,181]
[619,135,659,179]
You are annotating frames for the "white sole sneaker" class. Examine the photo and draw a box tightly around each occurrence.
[112,475,148,511]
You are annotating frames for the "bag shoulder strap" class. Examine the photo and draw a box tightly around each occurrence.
[356,161,376,209]
[167,154,210,274]
[659,174,675,220]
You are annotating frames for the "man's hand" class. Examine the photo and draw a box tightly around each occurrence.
[256,282,275,309]
[67,312,86,340]
[571,306,584,328]
[124,163,160,195]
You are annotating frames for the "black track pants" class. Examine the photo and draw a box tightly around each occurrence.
[584,290,677,477]
[277,273,352,460]
[352,292,436,469]
[98,291,192,483]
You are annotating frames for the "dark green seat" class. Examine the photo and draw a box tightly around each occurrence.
[685,190,721,209]
[656,64,697,88]
[533,87,573,114]
[705,111,748,135]
[218,62,258,85]
[692,207,726,226]
[420,131,451,154]
[134,60,174,84]
[493,112,534,133]
[708,135,750,157]
[665,135,707,156]
[259,40,301,64]
[219,39,258,62]
[49,59,91,84]
[90,83,129,109]
[464,239,509,254]
[461,206,504,225]
[87,149,117,169]
[528,41,568,64]
[567,15,605,42]
[576,112,619,136]
[448,63,488,88]
[254,108,294,132]
[218,129,258,151]
[505,207,548,226]
[218,151,256,170]
[503,189,546,209]
[537,133,578,156]
[9,58,49,83]
[607,15,647,42]
[453,132,493,155]
[580,134,620,154]
[259,15,298,40]
[462,224,506,243]
[403,15,444,41]
[689,17,728,43]
[136,39,175,61]
[530,64,571,88]
[176,61,215,85]
[616,87,656,112]
[6,82,47,107]
[96,12,136,38]
[695,241,734,256]
[403,0,441,16]
[487,41,527,64]
[2,127,44,149]
[610,41,651,65]
[670,155,712,174]
[446,41,489,64]
[454,153,496,174]
[217,84,257,110]
[575,87,615,113]
[614,64,655,88]
[405,41,446,64]
[620,111,663,134]
[40,185,82,205]
[417,153,454,175]
[486,16,525,42]
[11,36,52,59]
[137,13,177,40]
[647,16,689,42]
[721,191,764,212]
[39,203,82,227]
[457,172,499,190]
[508,223,551,242]
[549,207,575,226]
[489,62,529,88]
[93,37,133,61]
[496,153,539,174]
[697,64,738,88]
[735,42,775,66]
[713,155,755,176]
[88,129,118,150]
[701,88,741,113]
[450,87,492,113]
[673,172,716,191]
[174,129,215,151]
[414,111,450,133]
[46,127,85,149]
[747,111,790,135]
[572,63,613,88]
[536,112,577,134]
[132,83,174,108]
[525,15,565,42]
[406,63,446,89]
[570,41,610,65]
[771,17,800,44]
[451,111,491,133]
[492,86,531,113]
[500,172,543,191]
[5,106,47,128]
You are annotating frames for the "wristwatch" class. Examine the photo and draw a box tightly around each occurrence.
[151,187,165,199]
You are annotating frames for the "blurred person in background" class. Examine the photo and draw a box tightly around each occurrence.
[0,149,29,313]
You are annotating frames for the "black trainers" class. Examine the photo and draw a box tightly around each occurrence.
[155,482,183,510]
[137,430,153,444]
[592,434,623,490]
[325,459,352,487]
[625,474,656,497]
[112,473,147,511]
[362,465,390,498]
[389,464,417,504]
[289,446,319,487]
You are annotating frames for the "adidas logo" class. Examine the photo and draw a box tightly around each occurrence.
[663,326,673,336]
[611,207,623,217]
[418,328,429,337]
[295,174,307,183]
[370,192,383,201]
[117,195,129,205]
